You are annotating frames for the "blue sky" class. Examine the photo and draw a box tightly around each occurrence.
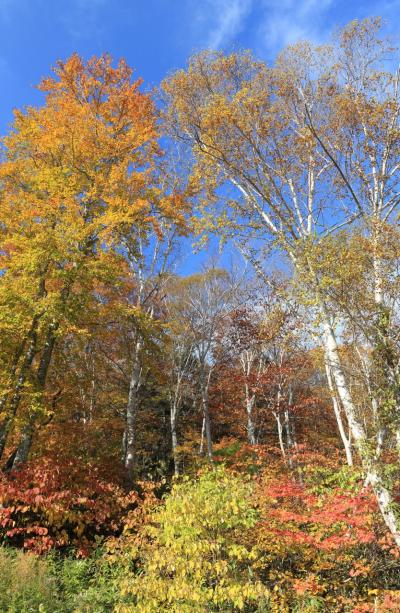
[0,0,397,272]
[0,0,397,132]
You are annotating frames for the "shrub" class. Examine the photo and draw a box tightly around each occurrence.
[254,466,400,611]
[116,465,268,612]
[0,458,137,554]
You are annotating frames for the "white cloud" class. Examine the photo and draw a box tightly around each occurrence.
[193,0,253,49]
[189,0,335,55]
[257,0,334,56]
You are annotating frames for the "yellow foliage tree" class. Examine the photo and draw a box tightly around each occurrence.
[0,53,173,466]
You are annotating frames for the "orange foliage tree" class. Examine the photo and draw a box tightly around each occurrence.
[0,54,187,469]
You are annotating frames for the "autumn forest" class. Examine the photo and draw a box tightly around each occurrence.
[1,16,400,612]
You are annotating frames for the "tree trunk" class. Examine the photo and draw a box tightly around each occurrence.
[0,329,31,415]
[124,337,142,482]
[171,414,179,476]
[323,320,365,442]
[0,328,38,460]
[366,466,400,547]
[273,411,286,460]
[170,382,181,476]
[11,424,34,468]
[10,323,58,469]
[324,358,353,466]
[244,383,256,445]
[0,274,51,459]
[284,409,294,471]
[323,317,400,546]
[199,417,205,455]
[199,367,213,461]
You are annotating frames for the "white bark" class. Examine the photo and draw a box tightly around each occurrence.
[124,336,143,480]
[323,319,365,443]
[199,366,213,461]
[171,413,179,476]
[170,392,180,476]
[284,409,294,471]
[244,382,256,445]
[199,416,205,455]
[365,467,400,547]
[324,317,400,544]
[324,358,353,466]
[273,411,286,460]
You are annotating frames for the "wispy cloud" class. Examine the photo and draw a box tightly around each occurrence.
[257,0,335,56]
[193,0,253,49]
[188,0,336,55]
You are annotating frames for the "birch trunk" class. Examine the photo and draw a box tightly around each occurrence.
[284,409,294,471]
[170,396,179,476]
[199,417,205,455]
[199,367,213,461]
[124,336,143,481]
[367,467,400,547]
[273,411,286,460]
[324,359,353,466]
[244,383,256,445]
[323,319,365,442]
[323,317,400,545]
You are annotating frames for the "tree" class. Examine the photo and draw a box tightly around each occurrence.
[163,291,196,475]
[169,268,239,461]
[161,20,400,544]
[120,221,178,482]
[216,282,283,447]
[225,306,267,445]
[0,53,161,468]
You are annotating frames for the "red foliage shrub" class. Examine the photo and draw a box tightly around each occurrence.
[0,458,138,555]
[257,474,377,552]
